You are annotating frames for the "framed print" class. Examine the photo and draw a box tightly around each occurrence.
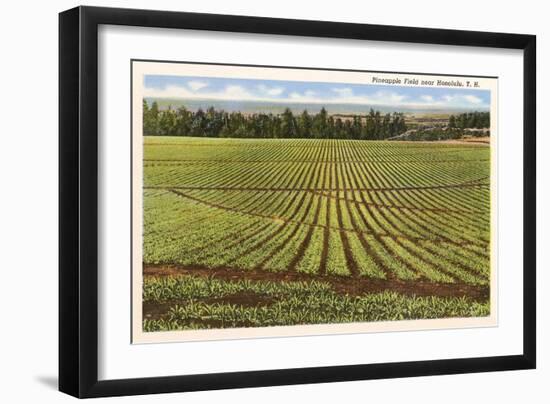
[59,6,536,398]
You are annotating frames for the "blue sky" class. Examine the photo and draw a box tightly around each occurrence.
[144,75,490,110]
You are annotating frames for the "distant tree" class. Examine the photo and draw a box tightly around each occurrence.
[281,108,298,138]
[364,109,376,140]
[141,101,409,140]
[204,106,224,137]
[143,100,159,135]
[142,100,150,134]
[334,118,344,139]
[374,111,382,139]
[390,113,406,137]
[312,107,328,138]
[190,108,206,136]
[449,111,489,130]
[327,116,335,139]
[174,106,191,135]
[448,115,456,128]
[158,106,176,135]
[343,119,352,140]
[352,116,362,139]
[298,110,312,138]
[382,113,391,138]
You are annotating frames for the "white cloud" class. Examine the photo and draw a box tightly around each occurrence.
[288,90,319,101]
[438,94,486,108]
[144,84,264,103]
[289,92,301,99]
[143,85,195,99]
[256,84,284,96]
[374,91,408,103]
[287,89,409,106]
[332,87,353,97]
[463,95,483,104]
[143,82,488,110]
[187,80,208,91]
[223,85,251,99]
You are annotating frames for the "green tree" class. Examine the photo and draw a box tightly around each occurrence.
[190,108,206,136]
[374,111,382,139]
[448,115,456,128]
[281,108,297,138]
[352,116,362,139]
[143,100,159,135]
[382,113,391,139]
[364,109,376,140]
[142,103,409,140]
[158,106,176,135]
[298,110,312,138]
[174,106,191,136]
[312,107,328,138]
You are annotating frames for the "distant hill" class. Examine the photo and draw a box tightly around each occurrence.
[144,97,488,116]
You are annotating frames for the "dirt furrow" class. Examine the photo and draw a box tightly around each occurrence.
[143,264,490,302]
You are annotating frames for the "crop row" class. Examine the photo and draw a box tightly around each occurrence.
[143,137,491,285]
[144,136,488,163]
[142,275,490,331]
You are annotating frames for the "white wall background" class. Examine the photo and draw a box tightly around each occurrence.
[0,0,546,402]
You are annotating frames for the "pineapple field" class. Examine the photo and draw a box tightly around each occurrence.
[141,136,491,331]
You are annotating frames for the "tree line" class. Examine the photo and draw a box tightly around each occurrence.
[448,111,490,129]
[402,111,490,141]
[143,101,407,140]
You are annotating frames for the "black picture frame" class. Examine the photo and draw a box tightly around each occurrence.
[59,5,536,398]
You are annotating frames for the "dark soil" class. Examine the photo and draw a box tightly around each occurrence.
[145,182,489,193]
[143,264,490,302]
[143,292,276,321]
